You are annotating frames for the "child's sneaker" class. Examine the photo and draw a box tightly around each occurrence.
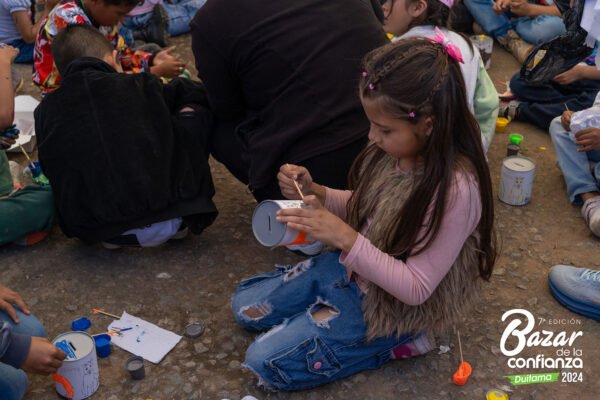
[13,231,50,246]
[390,332,435,359]
[548,265,600,321]
[168,225,189,241]
[499,100,520,120]
[581,196,600,237]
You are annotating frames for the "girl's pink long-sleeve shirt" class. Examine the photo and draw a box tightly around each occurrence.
[325,172,481,306]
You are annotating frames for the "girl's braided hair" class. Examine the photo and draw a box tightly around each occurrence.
[359,40,452,120]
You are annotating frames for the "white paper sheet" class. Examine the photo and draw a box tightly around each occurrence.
[108,312,182,364]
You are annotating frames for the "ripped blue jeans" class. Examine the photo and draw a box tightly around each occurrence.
[231,251,410,391]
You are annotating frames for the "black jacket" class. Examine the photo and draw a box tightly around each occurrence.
[191,0,388,190]
[35,58,217,243]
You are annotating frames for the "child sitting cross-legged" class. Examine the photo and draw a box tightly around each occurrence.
[550,92,600,237]
[35,25,218,248]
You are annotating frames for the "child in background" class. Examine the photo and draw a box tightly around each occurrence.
[36,25,217,248]
[500,45,600,131]
[0,45,55,246]
[231,38,496,391]
[382,0,499,152]
[119,0,207,47]
[549,92,600,236]
[464,0,565,63]
[0,0,59,63]
[0,283,66,400]
[33,0,185,93]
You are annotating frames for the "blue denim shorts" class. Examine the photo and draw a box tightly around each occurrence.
[231,251,410,391]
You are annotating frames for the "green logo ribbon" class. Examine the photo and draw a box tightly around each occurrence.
[504,372,560,386]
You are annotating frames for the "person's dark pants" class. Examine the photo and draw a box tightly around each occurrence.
[210,119,367,202]
[510,73,600,131]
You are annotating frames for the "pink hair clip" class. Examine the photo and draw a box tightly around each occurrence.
[438,0,454,7]
[408,111,416,118]
[428,27,464,64]
[361,71,368,77]
[368,83,375,90]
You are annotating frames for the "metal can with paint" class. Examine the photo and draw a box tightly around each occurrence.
[52,331,100,400]
[470,34,493,69]
[252,200,311,247]
[498,156,536,206]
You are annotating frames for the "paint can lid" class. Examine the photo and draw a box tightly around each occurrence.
[252,201,288,247]
[509,133,524,145]
[184,322,205,338]
[503,156,535,172]
[71,317,91,331]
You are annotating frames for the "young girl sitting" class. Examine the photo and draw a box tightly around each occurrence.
[231,37,496,391]
[382,0,499,152]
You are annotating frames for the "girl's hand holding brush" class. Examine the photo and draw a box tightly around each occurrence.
[278,163,326,204]
[276,195,357,252]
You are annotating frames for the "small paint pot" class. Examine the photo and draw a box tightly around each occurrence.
[93,334,112,358]
[184,322,205,338]
[498,156,536,206]
[126,356,145,380]
[71,317,91,331]
[252,200,311,247]
[495,117,510,133]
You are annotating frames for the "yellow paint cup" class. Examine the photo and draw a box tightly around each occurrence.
[496,117,510,133]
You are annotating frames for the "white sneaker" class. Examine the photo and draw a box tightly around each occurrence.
[582,196,600,237]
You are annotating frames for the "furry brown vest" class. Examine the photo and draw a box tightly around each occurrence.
[356,154,482,340]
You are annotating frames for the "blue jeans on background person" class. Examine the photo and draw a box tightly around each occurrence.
[119,0,207,46]
[163,0,207,36]
[0,307,46,400]
[464,0,565,44]
[7,39,34,64]
[119,12,155,47]
[231,252,410,391]
[549,117,600,205]
[510,74,600,130]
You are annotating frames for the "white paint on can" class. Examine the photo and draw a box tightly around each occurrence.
[52,331,100,400]
[499,156,536,206]
[252,200,310,247]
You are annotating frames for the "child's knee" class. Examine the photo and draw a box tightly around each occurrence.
[14,310,46,338]
[549,116,566,139]
[231,292,273,331]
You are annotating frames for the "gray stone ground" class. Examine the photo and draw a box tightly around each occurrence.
[4,35,599,400]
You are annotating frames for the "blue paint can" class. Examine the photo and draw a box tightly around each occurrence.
[93,334,112,358]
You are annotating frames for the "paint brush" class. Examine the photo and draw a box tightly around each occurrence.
[564,103,571,112]
[293,179,304,201]
[17,144,34,167]
[91,308,120,319]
